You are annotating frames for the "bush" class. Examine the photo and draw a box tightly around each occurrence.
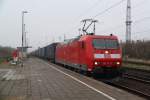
[0,46,14,58]
[122,40,150,60]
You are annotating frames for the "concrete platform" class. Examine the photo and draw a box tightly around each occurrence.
[0,58,145,100]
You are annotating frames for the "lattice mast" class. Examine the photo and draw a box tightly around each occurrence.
[126,0,132,42]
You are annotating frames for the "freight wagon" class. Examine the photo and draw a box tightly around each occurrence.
[31,43,58,63]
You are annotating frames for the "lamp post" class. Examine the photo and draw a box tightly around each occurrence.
[21,11,28,66]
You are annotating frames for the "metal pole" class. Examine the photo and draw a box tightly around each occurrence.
[21,11,28,66]
[21,12,24,66]
[64,34,66,41]
[24,24,26,48]
[22,12,24,47]
[126,0,132,42]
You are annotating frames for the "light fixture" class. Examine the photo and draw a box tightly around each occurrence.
[95,62,98,65]
[116,62,120,65]
[105,51,109,54]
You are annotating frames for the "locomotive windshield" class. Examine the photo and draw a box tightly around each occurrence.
[93,39,119,49]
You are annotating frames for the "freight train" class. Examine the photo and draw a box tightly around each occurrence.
[31,34,122,76]
[33,43,58,63]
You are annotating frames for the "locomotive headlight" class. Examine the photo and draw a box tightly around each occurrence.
[116,62,120,65]
[105,51,109,54]
[95,62,98,65]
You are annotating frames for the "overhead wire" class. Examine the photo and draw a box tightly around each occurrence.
[132,29,150,40]
[95,0,149,33]
[87,0,126,34]
[98,16,150,33]
[66,0,149,40]
[133,29,150,34]
[65,0,104,35]
[66,0,126,35]
[133,16,150,24]
[76,0,104,20]
[66,0,126,38]
[93,0,126,18]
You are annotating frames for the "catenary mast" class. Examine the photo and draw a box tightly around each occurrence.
[126,0,132,42]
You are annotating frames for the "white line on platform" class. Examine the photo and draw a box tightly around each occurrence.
[3,70,14,79]
[46,63,116,100]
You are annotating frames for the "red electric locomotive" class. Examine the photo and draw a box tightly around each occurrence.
[55,34,122,76]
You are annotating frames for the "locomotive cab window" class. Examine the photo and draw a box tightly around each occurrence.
[93,39,119,49]
[92,39,105,49]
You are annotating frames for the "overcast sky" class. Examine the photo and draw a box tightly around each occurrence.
[0,0,150,51]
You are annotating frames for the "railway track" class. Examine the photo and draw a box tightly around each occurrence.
[123,68,150,84]
[123,73,150,84]
[104,78,150,99]
[103,68,150,99]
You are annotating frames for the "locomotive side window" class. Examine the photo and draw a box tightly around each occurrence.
[93,39,119,49]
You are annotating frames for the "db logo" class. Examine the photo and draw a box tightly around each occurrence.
[104,54,111,58]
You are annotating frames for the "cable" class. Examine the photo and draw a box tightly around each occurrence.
[98,23,124,33]
[66,0,126,35]
[132,29,150,39]
[98,15,150,33]
[133,29,150,34]
[133,17,150,24]
[65,0,104,35]
[66,0,150,41]
[93,0,126,18]
[132,0,149,9]
[76,0,104,19]
[96,0,149,33]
